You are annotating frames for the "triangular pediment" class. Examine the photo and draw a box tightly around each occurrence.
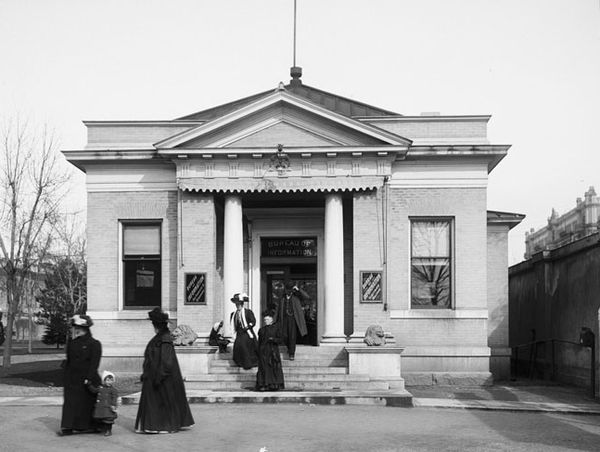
[226,121,341,147]
[154,89,411,149]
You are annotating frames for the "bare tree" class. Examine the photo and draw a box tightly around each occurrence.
[50,211,87,315]
[0,117,68,369]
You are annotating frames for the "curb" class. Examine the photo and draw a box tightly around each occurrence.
[2,394,600,415]
[412,397,600,415]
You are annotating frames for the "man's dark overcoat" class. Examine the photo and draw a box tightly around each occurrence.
[276,292,307,337]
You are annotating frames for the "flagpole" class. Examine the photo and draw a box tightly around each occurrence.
[293,0,297,67]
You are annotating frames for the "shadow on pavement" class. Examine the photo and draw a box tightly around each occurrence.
[472,409,600,451]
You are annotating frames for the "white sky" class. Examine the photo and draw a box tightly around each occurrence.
[1,0,599,265]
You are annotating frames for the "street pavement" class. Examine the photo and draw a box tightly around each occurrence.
[1,403,600,451]
[3,349,600,449]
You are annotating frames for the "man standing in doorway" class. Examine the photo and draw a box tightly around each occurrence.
[276,280,308,360]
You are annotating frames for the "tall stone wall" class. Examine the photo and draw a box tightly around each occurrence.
[509,233,600,389]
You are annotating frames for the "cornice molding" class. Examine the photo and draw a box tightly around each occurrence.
[83,120,203,126]
[357,115,491,123]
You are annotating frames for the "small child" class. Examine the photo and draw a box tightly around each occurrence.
[88,371,119,436]
[209,320,230,353]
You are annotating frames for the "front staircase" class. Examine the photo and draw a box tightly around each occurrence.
[186,345,390,391]
[176,345,413,406]
[122,345,413,406]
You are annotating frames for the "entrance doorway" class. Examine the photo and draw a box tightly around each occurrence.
[261,264,318,346]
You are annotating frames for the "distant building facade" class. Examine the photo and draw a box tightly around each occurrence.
[525,187,600,259]
[63,70,522,384]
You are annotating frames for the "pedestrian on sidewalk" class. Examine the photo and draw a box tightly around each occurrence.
[276,281,308,361]
[230,293,259,369]
[135,308,194,434]
[0,311,5,346]
[255,309,285,392]
[209,320,230,353]
[57,314,102,436]
[88,371,119,436]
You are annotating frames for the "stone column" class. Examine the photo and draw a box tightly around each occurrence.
[223,195,243,337]
[322,193,346,343]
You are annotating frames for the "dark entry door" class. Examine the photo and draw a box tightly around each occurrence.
[262,264,318,346]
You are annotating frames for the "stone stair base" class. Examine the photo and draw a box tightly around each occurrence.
[121,389,414,407]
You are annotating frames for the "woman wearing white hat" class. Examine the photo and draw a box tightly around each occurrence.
[230,293,259,370]
[57,314,102,436]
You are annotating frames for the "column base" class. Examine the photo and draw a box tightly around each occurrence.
[320,335,348,344]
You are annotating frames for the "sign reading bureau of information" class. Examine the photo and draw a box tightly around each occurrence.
[261,237,317,258]
[361,271,382,303]
[185,273,206,305]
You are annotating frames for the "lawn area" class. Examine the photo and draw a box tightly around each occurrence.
[0,341,141,395]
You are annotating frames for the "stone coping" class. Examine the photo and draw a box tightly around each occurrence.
[175,345,218,354]
[345,346,405,354]
[101,344,218,356]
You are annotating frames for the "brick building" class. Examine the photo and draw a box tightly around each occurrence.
[63,69,522,384]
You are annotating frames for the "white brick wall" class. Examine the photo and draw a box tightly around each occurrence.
[177,191,220,334]
[488,224,511,379]
[353,187,489,354]
[87,190,178,346]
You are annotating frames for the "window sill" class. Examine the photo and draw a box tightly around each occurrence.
[390,309,488,319]
[86,310,178,320]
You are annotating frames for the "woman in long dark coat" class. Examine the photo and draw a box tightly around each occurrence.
[255,310,285,391]
[58,314,102,436]
[135,308,194,434]
[229,293,258,370]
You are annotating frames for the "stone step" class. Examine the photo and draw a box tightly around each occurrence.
[184,380,390,391]
[210,358,348,367]
[209,366,348,375]
[212,347,346,360]
[187,373,370,382]
[122,389,414,407]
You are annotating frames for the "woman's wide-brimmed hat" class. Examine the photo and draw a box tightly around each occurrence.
[147,307,169,324]
[71,314,93,328]
[230,293,249,304]
[262,308,276,318]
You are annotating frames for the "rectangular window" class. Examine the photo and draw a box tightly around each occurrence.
[122,223,161,308]
[411,219,452,309]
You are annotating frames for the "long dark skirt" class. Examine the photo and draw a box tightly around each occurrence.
[135,335,194,433]
[256,347,284,391]
[135,375,194,433]
[232,332,258,370]
[61,383,98,431]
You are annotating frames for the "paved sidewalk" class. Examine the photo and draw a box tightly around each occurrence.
[409,381,600,414]
[2,380,599,415]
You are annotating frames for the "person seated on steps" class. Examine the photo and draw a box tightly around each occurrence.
[209,320,230,353]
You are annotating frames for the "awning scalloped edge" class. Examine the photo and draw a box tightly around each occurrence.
[177,176,384,193]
